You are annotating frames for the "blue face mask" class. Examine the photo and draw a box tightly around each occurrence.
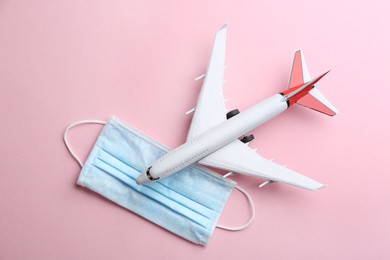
[64,116,254,245]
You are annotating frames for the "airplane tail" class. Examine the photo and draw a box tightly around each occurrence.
[288,50,339,116]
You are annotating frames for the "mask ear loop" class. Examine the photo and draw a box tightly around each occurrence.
[216,184,255,231]
[64,120,255,230]
[63,120,106,168]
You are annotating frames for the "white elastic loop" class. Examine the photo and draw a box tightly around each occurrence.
[216,185,255,231]
[63,120,106,168]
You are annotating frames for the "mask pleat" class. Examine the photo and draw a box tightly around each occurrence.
[76,116,237,245]
[97,146,220,218]
[92,149,215,228]
[102,121,234,214]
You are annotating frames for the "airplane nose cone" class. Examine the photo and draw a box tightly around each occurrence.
[136,171,149,185]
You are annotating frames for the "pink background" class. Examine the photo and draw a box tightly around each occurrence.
[1,0,389,259]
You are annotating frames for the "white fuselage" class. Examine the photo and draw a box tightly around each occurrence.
[145,94,288,181]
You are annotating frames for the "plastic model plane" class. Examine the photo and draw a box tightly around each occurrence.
[136,25,338,190]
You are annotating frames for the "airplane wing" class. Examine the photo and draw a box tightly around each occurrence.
[198,140,325,191]
[186,25,227,141]
[188,31,326,190]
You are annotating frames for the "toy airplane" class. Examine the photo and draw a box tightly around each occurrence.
[136,25,338,190]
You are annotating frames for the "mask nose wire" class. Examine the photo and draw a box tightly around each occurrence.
[216,184,255,231]
[63,120,106,168]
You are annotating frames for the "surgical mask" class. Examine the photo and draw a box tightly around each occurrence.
[64,116,254,245]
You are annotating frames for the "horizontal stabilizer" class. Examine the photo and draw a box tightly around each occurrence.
[289,49,339,116]
[288,49,311,88]
[297,88,339,116]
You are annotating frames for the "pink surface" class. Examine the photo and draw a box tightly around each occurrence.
[1,0,389,259]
